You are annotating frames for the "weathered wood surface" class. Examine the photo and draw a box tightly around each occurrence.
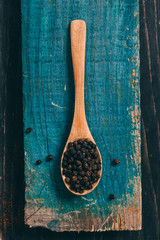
[0,0,160,239]
[22,0,141,231]
[0,1,24,240]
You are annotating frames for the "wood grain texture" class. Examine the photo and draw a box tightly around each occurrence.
[140,0,160,238]
[0,1,24,240]
[0,0,159,238]
[22,0,141,231]
[61,20,102,196]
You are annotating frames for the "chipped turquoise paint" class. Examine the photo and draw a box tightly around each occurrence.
[22,0,141,231]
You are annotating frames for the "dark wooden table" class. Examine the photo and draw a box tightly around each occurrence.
[0,0,160,239]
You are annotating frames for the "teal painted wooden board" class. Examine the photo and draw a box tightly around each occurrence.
[22,0,141,231]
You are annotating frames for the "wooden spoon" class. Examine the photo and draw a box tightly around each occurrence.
[61,20,102,195]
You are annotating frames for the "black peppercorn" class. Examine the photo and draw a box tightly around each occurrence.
[95,159,100,164]
[62,138,101,193]
[90,149,95,155]
[73,164,77,170]
[77,165,82,171]
[77,150,81,155]
[96,173,100,179]
[93,153,98,159]
[73,170,78,176]
[87,145,92,150]
[83,142,87,148]
[109,194,115,200]
[76,160,82,166]
[68,157,74,163]
[80,186,85,190]
[65,170,72,177]
[90,141,96,148]
[83,176,88,182]
[83,158,87,163]
[72,176,77,182]
[93,178,98,183]
[84,152,88,158]
[81,148,86,153]
[79,171,85,176]
[83,162,89,170]
[88,167,92,171]
[63,168,67,173]
[88,184,92,189]
[65,177,70,183]
[46,155,53,162]
[68,165,72,170]
[78,176,82,181]
[75,183,80,188]
[89,160,95,166]
[97,165,101,170]
[64,152,68,158]
[84,181,89,187]
[88,177,91,182]
[79,190,84,193]
[36,160,42,165]
[70,148,76,155]
[63,156,68,161]
[75,144,81,149]
[68,142,73,148]
[79,154,85,160]
[25,127,32,134]
[86,171,91,177]
[92,165,97,170]
[73,141,78,145]
[91,173,96,179]
[112,158,120,166]
[78,139,83,144]
[62,162,67,167]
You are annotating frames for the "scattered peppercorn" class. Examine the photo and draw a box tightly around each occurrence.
[36,160,42,165]
[62,138,101,193]
[109,194,115,200]
[46,155,53,162]
[112,158,120,166]
[25,127,32,134]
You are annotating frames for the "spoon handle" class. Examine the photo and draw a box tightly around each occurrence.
[70,20,86,125]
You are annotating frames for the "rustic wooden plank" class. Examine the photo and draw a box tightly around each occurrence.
[0,0,159,238]
[140,0,160,238]
[0,0,23,239]
[22,0,141,231]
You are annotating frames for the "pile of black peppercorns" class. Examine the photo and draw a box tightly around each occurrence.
[62,138,101,193]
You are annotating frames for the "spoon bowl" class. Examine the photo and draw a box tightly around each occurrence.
[61,20,102,195]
